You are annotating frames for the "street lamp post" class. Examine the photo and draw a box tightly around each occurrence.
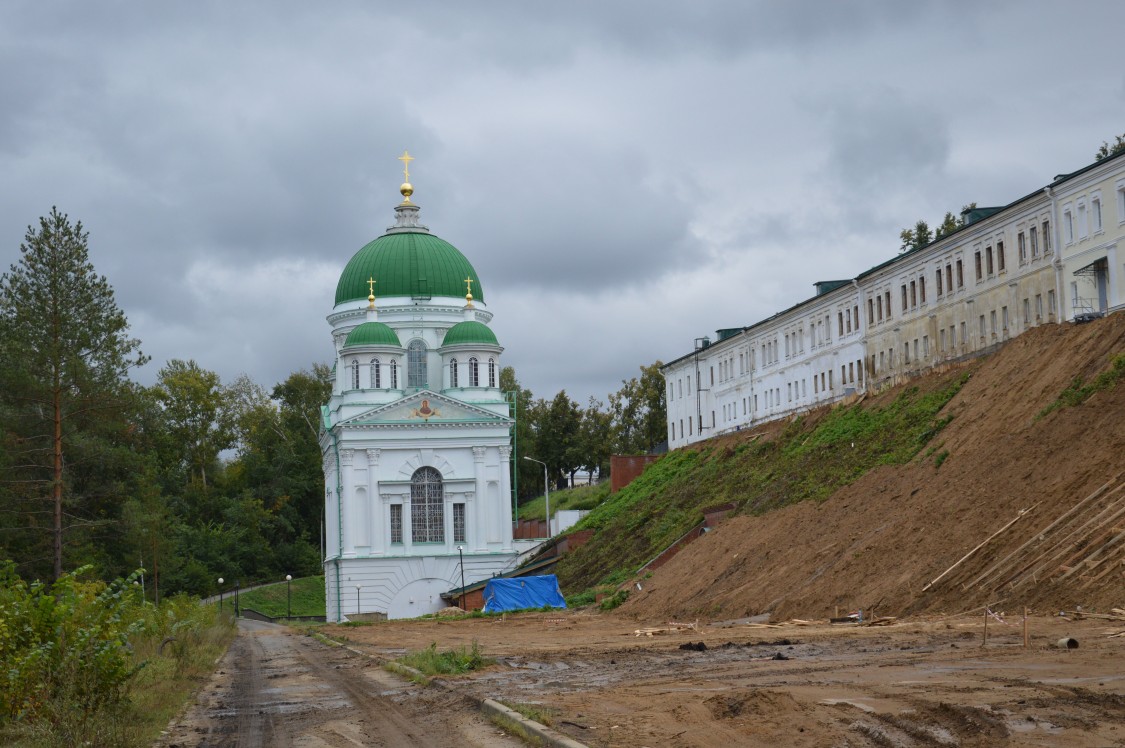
[218,577,224,613]
[355,585,361,616]
[456,545,466,610]
[523,456,549,536]
[234,580,240,618]
[285,574,292,619]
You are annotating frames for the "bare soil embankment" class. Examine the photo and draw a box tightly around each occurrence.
[620,314,1125,623]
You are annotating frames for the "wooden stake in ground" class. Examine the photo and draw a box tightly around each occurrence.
[982,607,989,647]
[923,505,1038,592]
[1023,607,1029,648]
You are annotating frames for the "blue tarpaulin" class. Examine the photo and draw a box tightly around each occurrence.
[482,575,567,613]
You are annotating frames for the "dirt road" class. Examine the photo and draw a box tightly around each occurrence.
[328,611,1125,747]
[159,619,522,747]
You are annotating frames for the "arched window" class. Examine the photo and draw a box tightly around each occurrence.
[410,466,444,542]
[449,358,458,388]
[488,358,496,387]
[390,359,399,389]
[370,358,381,389]
[351,359,360,390]
[469,356,479,387]
[407,340,427,389]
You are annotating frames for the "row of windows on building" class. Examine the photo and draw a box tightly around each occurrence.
[1060,186,1125,244]
[449,357,497,388]
[348,352,497,390]
[386,467,466,544]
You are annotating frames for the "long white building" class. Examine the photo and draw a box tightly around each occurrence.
[664,150,1125,448]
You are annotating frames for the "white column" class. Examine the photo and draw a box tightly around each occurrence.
[472,446,487,549]
[367,449,383,555]
[498,445,513,551]
[340,448,355,557]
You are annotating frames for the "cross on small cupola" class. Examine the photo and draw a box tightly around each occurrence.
[464,276,474,308]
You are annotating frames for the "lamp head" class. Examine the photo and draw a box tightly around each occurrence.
[286,574,292,581]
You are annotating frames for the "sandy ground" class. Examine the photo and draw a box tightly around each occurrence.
[158,619,522,747]
[328,610,1125,747]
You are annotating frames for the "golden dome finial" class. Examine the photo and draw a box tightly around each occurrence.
[398,150,414,203]
[464,275,474,308]
[367,277,377,309]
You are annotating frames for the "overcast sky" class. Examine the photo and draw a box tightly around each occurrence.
[2,1,1123,405]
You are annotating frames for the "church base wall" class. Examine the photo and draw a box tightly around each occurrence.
[324,551,520,622]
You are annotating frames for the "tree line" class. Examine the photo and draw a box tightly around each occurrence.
[0,209,665,596]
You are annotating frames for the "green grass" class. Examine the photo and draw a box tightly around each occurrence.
[1036,352,1125,420]
[395,642,493,676]
[554,371,971,596]
[232,575,325,618]
[516,481,610,521]
[497,699,557,726]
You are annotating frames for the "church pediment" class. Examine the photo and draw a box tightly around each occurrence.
[339,390,512,427]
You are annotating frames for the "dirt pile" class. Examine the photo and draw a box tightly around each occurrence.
[621,314,1125,622]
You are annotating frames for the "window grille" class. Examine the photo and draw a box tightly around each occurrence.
[449,358,458,388]
[390,504,402,543]
[453,503,465,543]
[488,358,496,387]
[410,467,444,542]
[469,357,479,387]
[390,359,398,388]
[371,358,381,388]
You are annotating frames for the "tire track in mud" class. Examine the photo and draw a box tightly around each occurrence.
[161,619,519,747]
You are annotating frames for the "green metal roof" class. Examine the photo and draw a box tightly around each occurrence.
[335,230,484,305]
[342,321,401,348]
[443,320,498,346]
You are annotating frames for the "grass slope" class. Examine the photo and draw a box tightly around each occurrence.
[234,576,325,617]
[555,371,970,594]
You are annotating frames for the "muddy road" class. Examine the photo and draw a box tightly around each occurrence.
[159,619,522,747]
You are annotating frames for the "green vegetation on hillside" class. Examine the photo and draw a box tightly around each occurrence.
[555,372,970,594]
[231,576,326,618]
[1036,352,1125,420]
[517,482,611,522]
[0,564,235,746]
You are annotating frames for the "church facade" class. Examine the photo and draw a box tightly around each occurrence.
[320,162,530,620]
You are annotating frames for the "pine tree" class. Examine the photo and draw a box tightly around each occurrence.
[0,208,147,579]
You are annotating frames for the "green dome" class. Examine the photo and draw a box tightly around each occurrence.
[343,321,401,348]
[335,230,484,305]
[443,320,499,346]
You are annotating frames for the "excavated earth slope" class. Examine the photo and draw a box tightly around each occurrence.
[621,313,1125,622]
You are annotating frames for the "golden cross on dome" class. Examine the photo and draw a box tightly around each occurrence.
[398,150,414,182]
[367,277,377,309]
[464,276,475,308]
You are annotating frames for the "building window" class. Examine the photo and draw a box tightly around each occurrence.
[453,503,465,543]
[488,358,496,387]
[1036,294,1044,319]
[868,298,874,324]
[838,312,844,337]
[449,358,458,387]
[956,259,964,288]
[390,504,403,543]
[390,359,399,388]
[960,321,967,346]
[940,328,946,352]
[407,340,427,389]
[1063,208,1074,243]
[997,241,1005,272]
[410,467,444,543]
[936,268,943,296]
[979,315,986,340]
[1018,232,1026,263]
[946,263,953,292]
[901,284,908,312]
[1117,182,1125,223]
[885,291,891,319]
[990,310,997,337]
[1047,289,1056,317]
[1023,298,1030,326]
[1077,201,1088,239]
[1002,306,1009,332]
[985,246,994,276]
[975,251,983,280]
[1029,225,1038,258]
[1042,220,1051,254]
[371,358,381,388]
[1092,195,1102,233]
[469,356,479,387]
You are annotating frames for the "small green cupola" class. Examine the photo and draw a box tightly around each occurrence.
[343,321,402,348]
[443,320,499,347]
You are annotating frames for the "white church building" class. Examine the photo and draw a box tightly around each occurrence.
[320,158,536,621]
